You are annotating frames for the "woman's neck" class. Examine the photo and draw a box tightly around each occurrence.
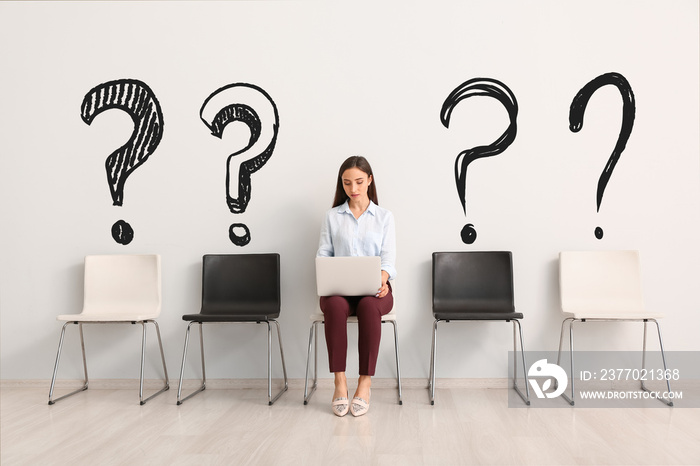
[347,197,370,219]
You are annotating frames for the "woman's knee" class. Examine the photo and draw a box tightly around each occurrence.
[359,293,393,313]
[356,300,383,320]
[321,296,350,317]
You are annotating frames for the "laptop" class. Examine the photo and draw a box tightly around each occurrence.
[315,256,382,296]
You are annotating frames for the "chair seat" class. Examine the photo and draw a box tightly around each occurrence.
[309,310,397,323]
[433,311,523,321]
[182,313,279,322]
[57,313,159,322]
[562,311,664,320]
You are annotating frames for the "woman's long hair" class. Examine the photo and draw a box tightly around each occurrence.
[332,156,379,207]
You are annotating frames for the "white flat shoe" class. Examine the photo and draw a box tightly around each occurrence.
[351,390,370,417]
[332,393,349,417]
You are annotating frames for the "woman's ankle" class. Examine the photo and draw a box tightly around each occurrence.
[354,376,371,398]
[333,372,348,396]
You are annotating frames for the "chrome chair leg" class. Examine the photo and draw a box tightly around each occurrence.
[429,319,438,405]
[78,324,88,386]
[274,320,289,394]
[199,323,206,389]
[267,320,288,405]
[314,322,318,392]
[512,319,530,405]
[139,322,147,403]
[154,320,170,391]
[304,321,319,404]
[177,322,206,405]
[315,321,319,396]
[138,321,170,405]
[653,320,674,406]
[48,322,89,405]
[640,319,673,406]
[557,318,673,408]
[50,321,167,406]
[389,320,403,405]
[564,319,576,405]
[555,318,571,368]
[556,318,576,405]
[513,320,517,388]
[267,322,272,403]
[177,322,192,404]
[641,319,648,390]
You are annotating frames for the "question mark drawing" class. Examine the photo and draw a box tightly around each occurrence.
[81,79,164,245]
[569,72,635,240]
[200,83,279,246]
[440,78,518,244]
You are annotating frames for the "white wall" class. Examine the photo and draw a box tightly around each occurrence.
[1,1,699,382]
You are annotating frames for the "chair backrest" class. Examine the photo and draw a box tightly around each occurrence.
[432,251,515,314]
[82,255,162,317]
[201,254,281,317]
[559,250,645,315]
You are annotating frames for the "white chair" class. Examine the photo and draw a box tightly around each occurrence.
[557,250,673,406]
[48,255,169,405]
[303,307,402,405]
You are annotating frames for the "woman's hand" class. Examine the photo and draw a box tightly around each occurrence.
[376,271,390,298]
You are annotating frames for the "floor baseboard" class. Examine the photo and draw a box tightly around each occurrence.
[1,377,510,390]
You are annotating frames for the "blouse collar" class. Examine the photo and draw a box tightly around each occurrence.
[339,200,376,216]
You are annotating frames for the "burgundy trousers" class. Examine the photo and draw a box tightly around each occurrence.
[319,285,393,376]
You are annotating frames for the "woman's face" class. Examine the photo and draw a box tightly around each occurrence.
[342,167,372,203]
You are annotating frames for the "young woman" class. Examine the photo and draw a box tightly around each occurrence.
[317,156,396,417]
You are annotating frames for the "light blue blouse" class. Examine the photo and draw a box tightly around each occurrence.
[317,200,397,280]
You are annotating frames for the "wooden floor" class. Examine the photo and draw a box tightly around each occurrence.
[2,383,700,465]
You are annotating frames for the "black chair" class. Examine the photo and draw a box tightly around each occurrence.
[176,254,288,405]
[429,251,530,405]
